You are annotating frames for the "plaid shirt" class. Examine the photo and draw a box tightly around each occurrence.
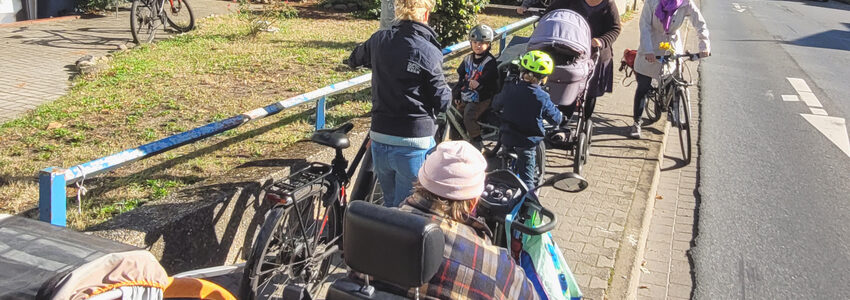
[400,195,541,300]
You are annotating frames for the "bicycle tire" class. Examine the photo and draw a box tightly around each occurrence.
[165,0,195,32]
[643,90,662,125]
[677,87,693,164]
[573,132,587,175]
[583,118,593,157]
[130,0,158,44]
[240,183,341,300]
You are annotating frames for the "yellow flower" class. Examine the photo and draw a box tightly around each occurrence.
[658,42,674,52]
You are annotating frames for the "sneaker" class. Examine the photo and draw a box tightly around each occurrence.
[470,137,484,150]
[630,121,642,139]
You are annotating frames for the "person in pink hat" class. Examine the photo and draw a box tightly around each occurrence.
[399,141,540,300]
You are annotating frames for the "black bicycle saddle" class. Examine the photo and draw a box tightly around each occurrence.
[311,123,354,149]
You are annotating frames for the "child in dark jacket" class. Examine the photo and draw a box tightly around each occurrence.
[492,50,563,189]
[453,24,500,150]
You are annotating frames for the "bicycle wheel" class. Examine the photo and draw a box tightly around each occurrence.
[535,142,546,186]
[643,89,662,125]
[241,182,341,300]
[165,0,195,32]
[676,87,693,164]
[583,118,593,155]
[130,0,159,44]
[573,132,587,175]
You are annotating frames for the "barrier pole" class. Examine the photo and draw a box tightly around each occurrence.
[38,168,67,226]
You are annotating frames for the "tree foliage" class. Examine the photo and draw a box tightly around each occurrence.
[430,0,489,45]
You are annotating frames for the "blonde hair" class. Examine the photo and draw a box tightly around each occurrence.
[413,182,474,223]
[394,0,436,22]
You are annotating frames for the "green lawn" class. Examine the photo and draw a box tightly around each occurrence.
[0,5,529,229]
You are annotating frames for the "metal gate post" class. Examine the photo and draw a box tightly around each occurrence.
[38,167,67,227]
[500,32,508,53]
[315,96,327,130]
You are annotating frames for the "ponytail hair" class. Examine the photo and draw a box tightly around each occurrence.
[394,0,435,23]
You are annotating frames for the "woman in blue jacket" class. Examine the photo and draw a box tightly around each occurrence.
[347,0,453,207]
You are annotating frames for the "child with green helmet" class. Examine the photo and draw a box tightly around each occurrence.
[492,50,563,189]
[452,24,499,150]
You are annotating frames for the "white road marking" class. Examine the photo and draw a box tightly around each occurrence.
[782,94,799,102]
[787,77,812,93]
[809,108,828,116]
[798,91,823,108]
[732,2,747,12]
[801,114,850,158]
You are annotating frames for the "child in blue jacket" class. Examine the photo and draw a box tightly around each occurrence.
[492,50,563,189]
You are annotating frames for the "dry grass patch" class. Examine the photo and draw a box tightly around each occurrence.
[0,7,527,229]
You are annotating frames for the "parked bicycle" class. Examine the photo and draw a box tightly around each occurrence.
[131,0,195,44]
[642,51,702,164]
[239,123,383,300]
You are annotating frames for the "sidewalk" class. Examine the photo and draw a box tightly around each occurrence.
[635,4,704,298]
[535,8,669,299]
[0,0,232,124]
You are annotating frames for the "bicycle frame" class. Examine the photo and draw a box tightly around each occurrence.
[445,105,500,142]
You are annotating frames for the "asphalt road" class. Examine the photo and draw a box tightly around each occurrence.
[693,0,850,298]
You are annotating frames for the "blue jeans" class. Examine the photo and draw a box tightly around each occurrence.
[371,140,434,208]
[510,145,537,190]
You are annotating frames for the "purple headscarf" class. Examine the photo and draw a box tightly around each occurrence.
[655,0,686,33]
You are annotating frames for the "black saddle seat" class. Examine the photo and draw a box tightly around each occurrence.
[311,123,354,149]
[497,148,519,161]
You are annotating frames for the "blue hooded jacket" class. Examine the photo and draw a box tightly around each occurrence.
[493,80,563,147]
[348,21,452,138]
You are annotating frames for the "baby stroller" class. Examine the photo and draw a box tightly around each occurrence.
[0,214,239,300]
[497,9,597,176]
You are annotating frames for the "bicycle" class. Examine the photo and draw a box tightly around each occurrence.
[435,103,501,151]
[130,0,195,44]
[239,123,384,300]
[642,51,702,164]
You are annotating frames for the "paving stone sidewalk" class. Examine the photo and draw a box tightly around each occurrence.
[636,7,704,299]
[535,12,668,299]
[0,0,233,124]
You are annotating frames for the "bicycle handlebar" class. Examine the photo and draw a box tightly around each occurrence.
[655,52,703,62]
[511,202,558,235]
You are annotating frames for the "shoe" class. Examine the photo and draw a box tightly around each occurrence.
[470,137,484,150]
[630,121,642,139]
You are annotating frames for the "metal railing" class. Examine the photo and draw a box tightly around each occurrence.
[38,16,539,226]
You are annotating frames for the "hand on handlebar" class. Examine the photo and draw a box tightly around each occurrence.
[591,38,603,49]
[516,6,527,14]
[699,51,710,59]
[645,53,655,63]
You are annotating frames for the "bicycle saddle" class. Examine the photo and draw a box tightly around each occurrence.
[311,123,354,149]
[497,148,519,161]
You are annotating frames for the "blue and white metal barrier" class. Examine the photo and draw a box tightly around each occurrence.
[38,16,539,226]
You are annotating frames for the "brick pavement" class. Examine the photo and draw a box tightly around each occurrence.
[635,7,704,299]
[535,11,669,299]
[0,0,232,124]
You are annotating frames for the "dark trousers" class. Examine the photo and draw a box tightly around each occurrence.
[632,72,653,123]
[509,145,537,190]
[457,99,492,139]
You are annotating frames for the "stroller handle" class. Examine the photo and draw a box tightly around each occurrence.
[512,202,558,235]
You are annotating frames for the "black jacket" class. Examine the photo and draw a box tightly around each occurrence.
[348,21,452,138]
[492,80,563,148]
[452,51,500,102]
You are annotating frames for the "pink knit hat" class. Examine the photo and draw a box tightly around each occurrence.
[418,141,487,201]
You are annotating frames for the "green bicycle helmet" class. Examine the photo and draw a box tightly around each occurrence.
[520,50,554,76]
[468,24,495,42]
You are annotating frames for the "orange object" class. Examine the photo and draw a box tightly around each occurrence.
[163,277,237,300]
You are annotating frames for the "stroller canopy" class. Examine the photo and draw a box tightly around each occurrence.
[528,9,592,61]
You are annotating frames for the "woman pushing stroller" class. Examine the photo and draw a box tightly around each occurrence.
[519,0,621,123]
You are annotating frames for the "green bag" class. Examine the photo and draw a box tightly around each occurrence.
[506,198,583,300]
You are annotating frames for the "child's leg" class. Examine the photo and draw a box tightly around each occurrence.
[514,145,537,189]
[463,99,492,140]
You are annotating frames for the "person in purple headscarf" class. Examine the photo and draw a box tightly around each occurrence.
[630,0,710,139]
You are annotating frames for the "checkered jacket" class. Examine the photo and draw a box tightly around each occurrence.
[400,195,541,300]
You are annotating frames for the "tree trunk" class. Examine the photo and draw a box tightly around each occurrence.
[379,0,395,29]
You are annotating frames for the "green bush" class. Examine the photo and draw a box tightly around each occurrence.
[431,0,489,45]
